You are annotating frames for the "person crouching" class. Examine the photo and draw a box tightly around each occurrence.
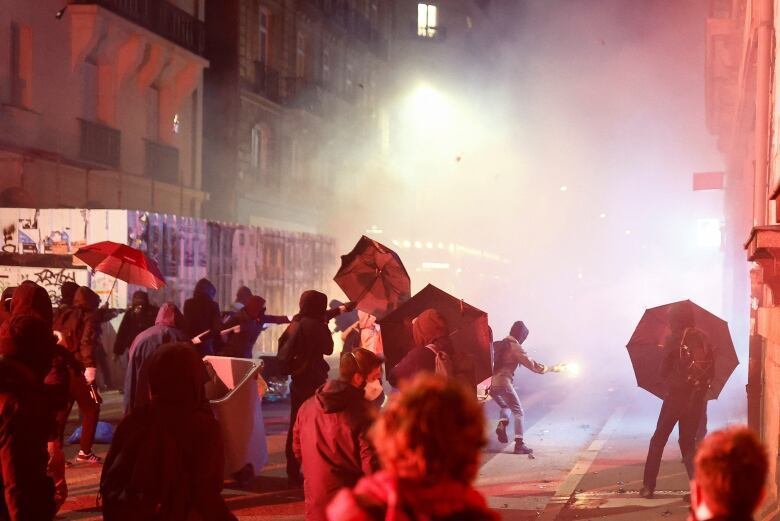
[293,348,383,521]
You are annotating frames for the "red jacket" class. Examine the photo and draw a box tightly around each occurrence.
[293,380,378,521]
[327,471,499,521]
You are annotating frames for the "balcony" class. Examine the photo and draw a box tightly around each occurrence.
[69,0,205,55]
[144,140,179,183]
[79,119,121,168]
[300,0,388,59]
[284,77,322,116]
[411,22,447,41]
[251,61,281,103]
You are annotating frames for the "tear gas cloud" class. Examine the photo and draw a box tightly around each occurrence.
[319,1,742,404]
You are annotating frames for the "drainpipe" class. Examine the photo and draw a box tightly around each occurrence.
[755,0,773,227]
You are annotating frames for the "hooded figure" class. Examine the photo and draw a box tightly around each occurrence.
[490,320,560,455]
[53,281,79,330]
[124,303,189,415]
[388,309,451,388]
[0,314,57,521]
[293,348,382,521]
[183,279,222,357]
[279,290,336,485]
[113,291,159,357]
[101,343,236,521]
[220,295,290,359]
[641,302,715,499]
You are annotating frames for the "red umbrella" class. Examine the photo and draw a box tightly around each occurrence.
[74,241,166,299]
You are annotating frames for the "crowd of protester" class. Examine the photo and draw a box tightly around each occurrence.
[0,277,772,521]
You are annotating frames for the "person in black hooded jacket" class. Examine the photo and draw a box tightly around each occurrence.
[0,313,57,520]
[279,290,354,486]
[113,291,158,358]
[183,279,223,358]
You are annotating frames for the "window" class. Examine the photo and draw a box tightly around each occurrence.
[250,124,268,176]
[296,32,306,78]
[417,3,438,38]
[146,86,160,139]
[9,22,32,107]
[258,8,270,64]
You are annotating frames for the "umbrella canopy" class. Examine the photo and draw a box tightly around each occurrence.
[378,284,492,383]
[626,300,738,400]
[334,236,411,319]
[74,241,166,289]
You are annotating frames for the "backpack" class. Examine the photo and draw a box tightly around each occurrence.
[492,339,511,372]
[276,321,308,377]
[99,414,190,520]
[425,344,453,378]
[678,328,714,391]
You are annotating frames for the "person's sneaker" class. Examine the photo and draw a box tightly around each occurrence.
[513,439,533,454]
[639,486,654,499]
[495,420,509,444]
[76,450,102,464]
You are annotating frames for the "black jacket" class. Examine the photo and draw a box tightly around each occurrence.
[183,280,222,358]
[114,295,158,356]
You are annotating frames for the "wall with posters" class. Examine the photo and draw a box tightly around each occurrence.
[0,208,337,355]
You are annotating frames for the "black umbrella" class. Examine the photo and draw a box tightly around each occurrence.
[334,236,411,319]
[378,284,492,384]
[626,300,738,400]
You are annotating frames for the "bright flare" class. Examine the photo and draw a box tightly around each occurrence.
[565,362,580,377]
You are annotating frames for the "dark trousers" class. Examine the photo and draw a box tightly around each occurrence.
[285,379,320,480]
[642,392,707,490]
[67,370,100,453]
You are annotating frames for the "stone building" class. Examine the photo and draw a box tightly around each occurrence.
[203,0,391,233]
[705,0,780,516]
[0,0,209,216]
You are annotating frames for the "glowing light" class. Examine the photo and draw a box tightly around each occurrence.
[563,363,580,377]
[402,240,411,248]
[624,229,631,235]
[392,239,400,246]
[437,242,445,249]
[172,113,180,134]
[560,185,568,192]
[426,241,434,249]
[422,262,450,270]
[414,241,422,249]
[599,213,607,219]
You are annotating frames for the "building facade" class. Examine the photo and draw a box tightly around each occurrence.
[0,0,209,216]
[203,0,391,233]
[705,0,780,517]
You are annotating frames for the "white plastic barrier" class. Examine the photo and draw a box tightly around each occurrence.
[204,356,268,478]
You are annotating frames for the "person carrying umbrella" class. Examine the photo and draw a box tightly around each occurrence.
[490,321,564,455]
[388,308,453,387]
[640,301,714,499]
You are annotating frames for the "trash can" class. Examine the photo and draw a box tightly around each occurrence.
[204,356,268,478]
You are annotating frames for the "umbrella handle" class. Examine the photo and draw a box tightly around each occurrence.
[105,260,124,307]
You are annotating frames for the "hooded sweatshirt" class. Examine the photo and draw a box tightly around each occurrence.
[103,342,235,521]
[114,291,159,356]
[183,279,222,357]
[57,286,102,369]
[491,321,547,388]
[0,315,57,521]
[293,379,378,521]
[124,303,189,414]
[220,296,289,359]
[389,309,451,388]
[279,290,334,386]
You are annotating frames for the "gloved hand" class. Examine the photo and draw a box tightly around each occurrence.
[343,301,358,312]
[84,367,97,385]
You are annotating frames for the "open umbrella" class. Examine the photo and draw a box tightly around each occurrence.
[378,284,492,384]
[74,241,166,302]
[626,300,738,400]
[334,236,411,319]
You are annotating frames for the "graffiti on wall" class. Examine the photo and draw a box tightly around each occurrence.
[0,266,88,305]
[0,209,88,255]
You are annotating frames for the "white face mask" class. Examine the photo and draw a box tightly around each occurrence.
[363,378,383,401]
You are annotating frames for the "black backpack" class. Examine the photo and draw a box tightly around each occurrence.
[276,320,309,377]
[678,328,714,391]
[492,339,511,372]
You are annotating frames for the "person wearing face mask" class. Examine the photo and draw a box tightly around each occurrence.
[113,291,159,360]
[292,348,382,521]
